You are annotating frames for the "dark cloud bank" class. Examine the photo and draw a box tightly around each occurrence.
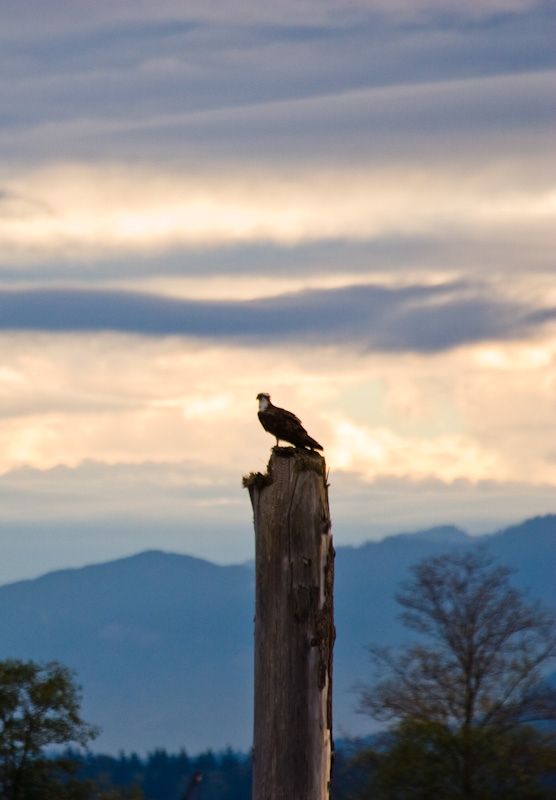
[0,283,550,352]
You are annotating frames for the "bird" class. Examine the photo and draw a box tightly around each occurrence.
[256,393,323,450]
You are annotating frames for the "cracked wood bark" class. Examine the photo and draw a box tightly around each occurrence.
[243,448,335,800]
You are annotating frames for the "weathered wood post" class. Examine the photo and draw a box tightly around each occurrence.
[243,447,334,800]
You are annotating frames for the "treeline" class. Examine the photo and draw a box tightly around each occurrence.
[67,747,252,800]
[57,738,556,800]
[66,745,362,800]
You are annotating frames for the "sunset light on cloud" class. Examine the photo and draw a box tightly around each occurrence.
[0,0,554,583]
[1,159,553,258]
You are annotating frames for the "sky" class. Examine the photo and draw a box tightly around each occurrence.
[0,0,554,585]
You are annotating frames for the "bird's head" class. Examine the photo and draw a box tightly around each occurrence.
[256,392,271,409]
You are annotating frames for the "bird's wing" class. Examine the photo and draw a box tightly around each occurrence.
[278,406,305,429]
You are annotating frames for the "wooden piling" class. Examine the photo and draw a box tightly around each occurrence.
[243,447,335,800]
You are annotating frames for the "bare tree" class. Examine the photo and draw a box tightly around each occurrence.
[357,548,556,799]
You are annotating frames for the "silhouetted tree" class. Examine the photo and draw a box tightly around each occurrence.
[356,548,556,799]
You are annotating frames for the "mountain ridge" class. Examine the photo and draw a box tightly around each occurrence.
[0,514,553,753]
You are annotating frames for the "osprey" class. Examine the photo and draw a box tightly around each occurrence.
[256,393,323,450]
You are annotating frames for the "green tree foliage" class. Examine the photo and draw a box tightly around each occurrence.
[0,659,98,800]
[355,548,556,799]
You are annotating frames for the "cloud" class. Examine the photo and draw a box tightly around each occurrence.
[0,0,553,586]
[330,472,556,540]
[2,66,553,170]
[328,421,505,482]
[0,326,552,586]
[0,98,553,264]
[0,459,244,523]
[0,459,553,585]
[1,1,552,267]
[2,1,552,138]
[0,282,549,352]
[0,330,553,483]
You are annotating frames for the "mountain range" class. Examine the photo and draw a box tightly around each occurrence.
[0,514,553,754]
